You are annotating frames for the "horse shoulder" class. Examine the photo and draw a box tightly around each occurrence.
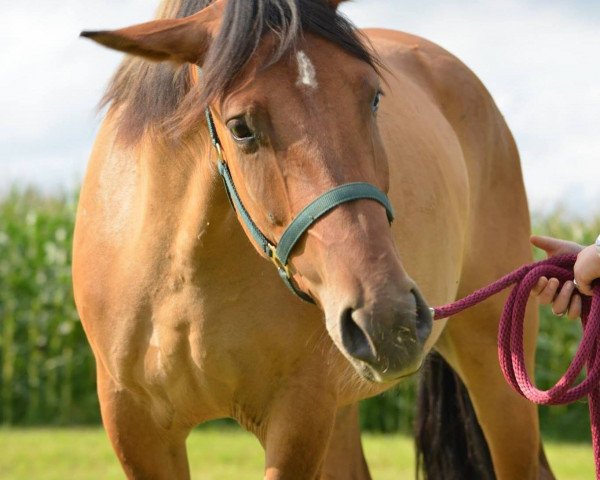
[73,113,168,384]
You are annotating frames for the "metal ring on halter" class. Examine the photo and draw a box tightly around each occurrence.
[267,244,291,278]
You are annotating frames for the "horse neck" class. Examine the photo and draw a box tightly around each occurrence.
[129,130,237,270]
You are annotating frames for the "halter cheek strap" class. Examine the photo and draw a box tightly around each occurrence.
[205,108,394,304]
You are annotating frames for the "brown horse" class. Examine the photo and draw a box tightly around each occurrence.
[74,0,553,478]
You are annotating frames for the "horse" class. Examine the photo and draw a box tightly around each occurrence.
[74,0,554,478]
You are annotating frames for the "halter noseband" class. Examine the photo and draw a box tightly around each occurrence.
[205,108,394,304]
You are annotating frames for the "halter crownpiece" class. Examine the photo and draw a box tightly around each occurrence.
[204,108,394,303]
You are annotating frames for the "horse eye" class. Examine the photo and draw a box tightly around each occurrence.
[227,119,255,142]
[372,91,383,113]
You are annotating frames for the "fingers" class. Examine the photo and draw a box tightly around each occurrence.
[551,280,575,316]
[533,278,582,319]
[567,294,582,320]
[531,276,548,296]
[537,277,560,305]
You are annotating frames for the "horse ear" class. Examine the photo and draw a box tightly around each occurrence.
[80,1,225,65]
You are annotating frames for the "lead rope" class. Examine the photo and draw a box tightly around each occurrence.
[432,254,600,478]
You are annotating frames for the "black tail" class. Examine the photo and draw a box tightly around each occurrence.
[415,352,495,480]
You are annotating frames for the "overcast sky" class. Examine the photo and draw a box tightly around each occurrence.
[1,0,598,215]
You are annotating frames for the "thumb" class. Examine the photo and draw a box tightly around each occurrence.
[530,235,565,257]
[530,235,583,257]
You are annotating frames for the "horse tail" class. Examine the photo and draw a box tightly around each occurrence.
[415,352,495,480]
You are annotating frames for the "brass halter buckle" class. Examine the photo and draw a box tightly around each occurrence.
[268,244,291,278]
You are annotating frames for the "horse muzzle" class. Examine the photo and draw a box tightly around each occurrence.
[332,286,432,383]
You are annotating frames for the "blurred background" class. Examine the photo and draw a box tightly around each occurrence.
[0,0,598,478]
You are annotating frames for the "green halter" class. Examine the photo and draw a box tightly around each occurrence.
[205,108,394,303]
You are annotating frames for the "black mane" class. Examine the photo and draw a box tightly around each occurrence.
[102,0,377,140]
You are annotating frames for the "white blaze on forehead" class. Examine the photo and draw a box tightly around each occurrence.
[296,50,318,89]
[149,329,160,348]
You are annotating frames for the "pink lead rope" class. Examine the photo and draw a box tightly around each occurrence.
[432,254,600,478]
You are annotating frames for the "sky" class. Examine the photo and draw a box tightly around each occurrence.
[1,0,599,215]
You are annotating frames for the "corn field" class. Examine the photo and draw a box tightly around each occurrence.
[0,189,597,439]
[0,190,98,425]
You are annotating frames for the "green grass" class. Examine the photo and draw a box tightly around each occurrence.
[0,428,593,479]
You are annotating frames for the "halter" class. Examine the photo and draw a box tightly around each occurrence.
[205,108,394,303]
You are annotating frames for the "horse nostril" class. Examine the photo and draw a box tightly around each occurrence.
[411,288,433,344]
[340,308,377,365]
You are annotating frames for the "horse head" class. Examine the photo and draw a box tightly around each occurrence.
[82,0,432,383]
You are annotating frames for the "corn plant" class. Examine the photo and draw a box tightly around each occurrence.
[0,189,99,425]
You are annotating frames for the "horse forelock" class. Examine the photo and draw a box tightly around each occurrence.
[101,0,377,143]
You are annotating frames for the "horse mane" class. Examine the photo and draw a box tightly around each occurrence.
[101,0,378,142]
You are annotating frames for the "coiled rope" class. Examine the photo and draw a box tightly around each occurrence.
[432,254,600,478]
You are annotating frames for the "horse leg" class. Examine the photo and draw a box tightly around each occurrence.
[320,403,371,480]
[96,362,191,480]
[436,299,554,479]
[263,385,337,480]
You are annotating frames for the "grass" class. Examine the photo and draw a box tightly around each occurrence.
[0,427,593,479]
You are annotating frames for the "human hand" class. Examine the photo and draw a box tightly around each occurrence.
[573,244,600,297]
[530,235,584,319]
